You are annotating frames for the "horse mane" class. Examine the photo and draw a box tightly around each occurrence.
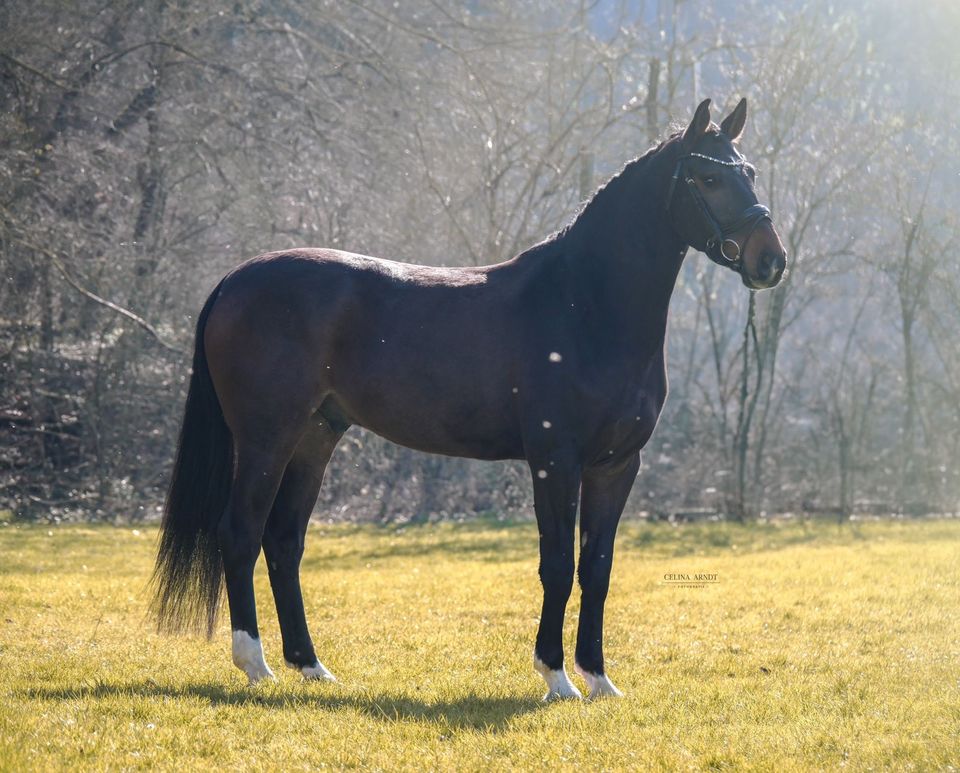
[511,127,698,263]
[561,122,733,241]
[555,131,682,241]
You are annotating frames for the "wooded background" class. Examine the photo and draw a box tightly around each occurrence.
[2,0,958,522]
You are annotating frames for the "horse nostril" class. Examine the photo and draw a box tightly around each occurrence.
[760,251,785,279]
[760,252,773,275]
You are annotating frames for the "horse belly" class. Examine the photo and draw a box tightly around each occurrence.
[330,328,524,460]
[339,388,523,460]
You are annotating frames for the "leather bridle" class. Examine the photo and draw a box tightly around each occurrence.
[666,151,771,272]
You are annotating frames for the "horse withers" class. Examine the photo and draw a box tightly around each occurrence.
[152,98,786,700]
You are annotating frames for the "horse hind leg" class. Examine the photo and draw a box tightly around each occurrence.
[219,437,301,684]
[262,419,343,681]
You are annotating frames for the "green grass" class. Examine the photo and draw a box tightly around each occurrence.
[1,518,958,770]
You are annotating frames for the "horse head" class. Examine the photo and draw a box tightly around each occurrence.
[668,98,787,290]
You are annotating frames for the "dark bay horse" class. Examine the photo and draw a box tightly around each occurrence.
[152,98,786,700]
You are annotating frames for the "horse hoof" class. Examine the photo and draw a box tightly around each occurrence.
[542,685,583,702]
[575,663,624,700]
[534,656,583,701]
[232,631,275,685]
[246,668,277,686]
[286,660,337,682]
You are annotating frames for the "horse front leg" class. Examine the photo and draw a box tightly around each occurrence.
[530,453,582,701]
[574,452,640,699]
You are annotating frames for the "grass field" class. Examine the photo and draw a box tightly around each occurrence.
[0,517,958,770]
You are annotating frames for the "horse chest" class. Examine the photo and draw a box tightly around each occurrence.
[574,360,667,462]
[637,385,666,437]
[615,384,665,449]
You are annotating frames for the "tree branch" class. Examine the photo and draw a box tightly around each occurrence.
[11,235,186,355]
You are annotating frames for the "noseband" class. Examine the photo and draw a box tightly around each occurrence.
[666,151,771,271]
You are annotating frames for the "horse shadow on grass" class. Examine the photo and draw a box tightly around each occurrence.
[22,681,543,732]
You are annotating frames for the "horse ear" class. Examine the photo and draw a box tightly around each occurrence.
[720,98,748,142]
[682,98,712,148]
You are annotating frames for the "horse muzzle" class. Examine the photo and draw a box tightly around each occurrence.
[742,249,787,289]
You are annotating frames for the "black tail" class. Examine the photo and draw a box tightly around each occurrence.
[151,281,232,637]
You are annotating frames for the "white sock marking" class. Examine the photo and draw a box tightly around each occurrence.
[232,630,275,685]
[534,655,582,701]
[575,662,624,699]
[285,659,337,682]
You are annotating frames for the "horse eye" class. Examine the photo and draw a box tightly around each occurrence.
[703,175,718,187]
[745,167,756,182]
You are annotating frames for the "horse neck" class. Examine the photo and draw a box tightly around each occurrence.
[560,144,688,352]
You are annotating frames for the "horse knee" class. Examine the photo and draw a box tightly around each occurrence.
[539,553,575,598]
[578,560,611,598]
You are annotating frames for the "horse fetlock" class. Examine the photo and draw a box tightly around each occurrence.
[574,662,623,700]
[232,630,275,685]
[534,655,583,701]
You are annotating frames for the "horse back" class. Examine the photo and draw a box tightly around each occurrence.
[206,248,530,459]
